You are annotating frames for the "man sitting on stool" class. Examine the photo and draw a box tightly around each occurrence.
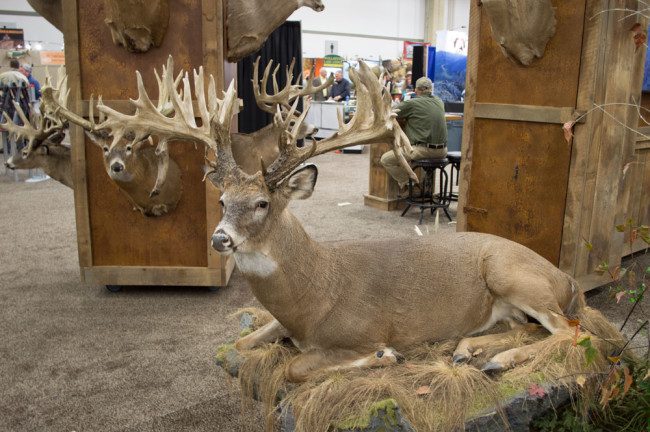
[380,77,447,193]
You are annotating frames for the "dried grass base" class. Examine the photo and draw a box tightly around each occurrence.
[222,307,628,432]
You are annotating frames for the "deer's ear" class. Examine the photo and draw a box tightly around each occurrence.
[282,164,318,200]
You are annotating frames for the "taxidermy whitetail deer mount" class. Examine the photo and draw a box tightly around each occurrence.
[103,0,169,53]
[40,62,187,217]
[2,69,73,188]
[226,0,325,62]
[481,0,556,66]
[26,0,62,32]
[46,55,585,382]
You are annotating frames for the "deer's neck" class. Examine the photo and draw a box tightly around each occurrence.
[235,210,337,336]
[41,147,73,188]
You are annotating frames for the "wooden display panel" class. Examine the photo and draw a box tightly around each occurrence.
[62,0,234,286]
[364,143,402,211]
[460,0,648,289]
[466,119,572,264]
[459,0,585,266]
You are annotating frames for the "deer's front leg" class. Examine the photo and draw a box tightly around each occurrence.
[235,319,289,351]
[285,347,405,383]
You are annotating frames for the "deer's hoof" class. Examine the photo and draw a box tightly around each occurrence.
[481,361,503,374]
[452,354,469,364]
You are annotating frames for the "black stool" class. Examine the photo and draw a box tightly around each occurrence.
[447,151,461,202]
[401,158,452,224]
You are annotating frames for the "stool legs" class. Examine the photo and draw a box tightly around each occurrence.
[401,164,452,224]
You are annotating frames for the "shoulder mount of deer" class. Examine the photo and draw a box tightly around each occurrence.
[103,0,169,53]
[226,0,325,62]
[481,0,556,66]
[27,0,63,31]
[40,59,189,217]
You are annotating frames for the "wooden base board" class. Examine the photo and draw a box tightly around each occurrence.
[82,259,235,287]
[363,194,406,211]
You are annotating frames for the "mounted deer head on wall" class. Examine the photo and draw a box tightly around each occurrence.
[481,0,556,66]
[226,0,325,62]
[2,69,73,188]
[103,0,169,53]
[41,60,185,217]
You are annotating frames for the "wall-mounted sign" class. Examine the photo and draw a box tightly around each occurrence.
[0,28,25,49]
[323,54,343,68]
[324,40,338,56]
[40,50,65,65]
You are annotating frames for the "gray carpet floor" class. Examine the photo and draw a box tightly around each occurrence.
[0,151,647,432]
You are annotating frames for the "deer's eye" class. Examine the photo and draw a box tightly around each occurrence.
[256,201,269,209]
[376,350,384,358]
[126,145,133,152]
[219,199,225,207]
[103,146,109,154]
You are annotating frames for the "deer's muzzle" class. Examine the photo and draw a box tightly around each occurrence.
[110,161,125,173]
[211,230,233,253]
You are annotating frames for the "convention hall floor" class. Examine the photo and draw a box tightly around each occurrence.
[0,151,646,431]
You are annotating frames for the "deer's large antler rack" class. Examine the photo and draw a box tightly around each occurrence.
[253,57,333,115]
[40,55,247,191]
[262,61,416,189]
[1,67,69,155]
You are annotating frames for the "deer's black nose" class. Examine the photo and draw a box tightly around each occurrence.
[111,162,124,173]
[211,230,233,252]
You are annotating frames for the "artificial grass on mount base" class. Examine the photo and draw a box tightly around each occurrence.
[216,306,630,432]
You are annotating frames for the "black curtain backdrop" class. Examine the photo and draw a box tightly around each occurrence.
[237,21,303,134]
[411,45,425,84]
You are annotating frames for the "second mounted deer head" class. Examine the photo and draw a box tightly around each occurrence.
[2,69,73,188]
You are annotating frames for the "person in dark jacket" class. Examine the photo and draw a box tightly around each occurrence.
[20,63,41,100]
[329,70,350,102]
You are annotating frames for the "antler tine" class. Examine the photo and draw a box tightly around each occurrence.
[253,57,325,115]
[310,61,416,181]
[1,102,48,154]
[263,97,315,188]
[262,61,417,188]
[205,79,247,185]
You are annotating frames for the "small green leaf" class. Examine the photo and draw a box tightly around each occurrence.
[584,346,598,366]
[616,224,627,232]
[584,241,594,251]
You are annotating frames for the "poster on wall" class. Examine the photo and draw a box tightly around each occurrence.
[432,30,468,102]
[403,41,430,61]
[0,28,25,49]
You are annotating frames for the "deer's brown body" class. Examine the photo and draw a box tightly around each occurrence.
[240,230,577,353]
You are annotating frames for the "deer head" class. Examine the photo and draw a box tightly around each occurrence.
[2,69,73,188]
[40,58,193,217]
[209,61,415,255]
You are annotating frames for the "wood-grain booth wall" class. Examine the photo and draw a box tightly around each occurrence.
[458,0,649,291]
[62,0,235,287]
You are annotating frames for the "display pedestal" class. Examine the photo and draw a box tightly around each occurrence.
[363,143,403,211]
[63,0,234,287]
